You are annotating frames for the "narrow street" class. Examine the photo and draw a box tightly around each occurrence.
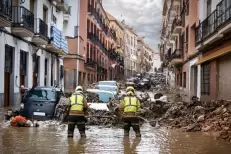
[1,122,231,154]
[1,89,231,154]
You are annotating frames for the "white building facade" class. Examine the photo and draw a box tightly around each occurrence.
[123,25,138,77]
[0,0,74,107]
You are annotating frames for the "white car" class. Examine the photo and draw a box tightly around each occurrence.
[86,89,116,111]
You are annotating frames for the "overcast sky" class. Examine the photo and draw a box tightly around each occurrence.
[103,0,163,51]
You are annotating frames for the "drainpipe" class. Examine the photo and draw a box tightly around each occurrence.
[76,0,80,86]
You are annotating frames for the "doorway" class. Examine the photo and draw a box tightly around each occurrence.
[33,56,40,86]
[4,45,13,107]
[20,50,27,87]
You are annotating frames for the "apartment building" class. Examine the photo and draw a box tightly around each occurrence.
[63,0,120,91]
[196,0,231,101]
[137,37,153,73]
[160,0,199,101]
[0,0,69,107]
[106,12,125,80]
[123,23,138,77]
[152,52,161,72]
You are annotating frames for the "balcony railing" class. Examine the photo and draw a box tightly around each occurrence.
[171,49,183,60]
[34,18,48,40]
[171,16,182,33]
[88,32,107,54]
[12,6,34,32]
[202,10,217,40]
[85,58,95,68]
[195,0,231,45]
[0,1,12,19]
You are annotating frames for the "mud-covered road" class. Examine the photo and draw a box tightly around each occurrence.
[0,122,231,154]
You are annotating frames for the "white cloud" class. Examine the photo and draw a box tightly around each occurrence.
[103,0,163,51]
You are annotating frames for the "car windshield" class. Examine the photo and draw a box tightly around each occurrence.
[98,81,116,86]
[98,86,116,92]
[95,91,114,103]
[26,89,56,100]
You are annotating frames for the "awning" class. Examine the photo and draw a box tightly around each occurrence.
[196,43,231,65]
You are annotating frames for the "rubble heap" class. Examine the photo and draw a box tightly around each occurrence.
[150,73,166,88]
[156,99,231,142]
[86,108,121,127]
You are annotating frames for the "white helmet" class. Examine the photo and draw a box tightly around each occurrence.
[75,86,83,92]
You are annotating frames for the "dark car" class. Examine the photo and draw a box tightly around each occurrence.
[20,86,62,120]
[136,78,151,90]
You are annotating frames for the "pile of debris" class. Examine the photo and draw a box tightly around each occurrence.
[156,99,231,142]
[86,108,121,127]
[150,73,166,87]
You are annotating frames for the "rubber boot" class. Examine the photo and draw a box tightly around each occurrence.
[136,132,141,138]
[124,130,129,136]
[80,132,86,138]
[68,132,73,138]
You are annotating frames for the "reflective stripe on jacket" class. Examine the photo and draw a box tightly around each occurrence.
[70,94,84,111]
[69,93,85,116]
[124,96,138,113]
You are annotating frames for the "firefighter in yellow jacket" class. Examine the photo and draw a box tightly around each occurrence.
[119,86,141,137]
[67,86,88,138]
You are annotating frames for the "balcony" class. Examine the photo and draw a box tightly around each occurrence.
[170,5,179,17]
[195,0,231,49]
[173,0,180,6]
[0,2,12,27]
[171,16,182,34]
[32,18,48,46]
[56,0,68,12]
[12,6,34,37]
[46,25,68,55]
[170,49,183,66]
[85,58,95,70]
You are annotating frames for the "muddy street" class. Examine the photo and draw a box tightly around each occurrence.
[0,122,231,154]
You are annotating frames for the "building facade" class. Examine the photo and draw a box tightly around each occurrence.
[123,23,138,77]
[160,0,199,101]
[106,12,125,80]
[160,0,231,102]
[0,0,69,107]
[63,0,123,92]
[196,0,231,101]
[137,37,153,73]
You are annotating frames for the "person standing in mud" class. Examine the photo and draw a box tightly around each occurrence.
[119,86,141,137]
[65,86,88,138]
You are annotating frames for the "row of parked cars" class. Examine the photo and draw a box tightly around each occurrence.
[19,81,119,120]
[125,74,152,90]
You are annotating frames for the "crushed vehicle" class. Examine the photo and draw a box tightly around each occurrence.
[136,78,151,90]
[20,86,62,120]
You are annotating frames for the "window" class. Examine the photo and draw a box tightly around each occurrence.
[43,6,48,23]
[183,72,186,88]
[185,26,188,52]
[201,63,210,95]
[186,0,189,15]
[52,15,57,24]
[207,0,212,17]
[20,50,27,76]
[180,73,182,87]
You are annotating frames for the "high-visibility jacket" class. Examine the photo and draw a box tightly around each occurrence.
[119,96,141,117]
[69,93,88,116]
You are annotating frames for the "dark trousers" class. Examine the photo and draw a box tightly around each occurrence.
[67,116,86,137]
[123,117,141,136]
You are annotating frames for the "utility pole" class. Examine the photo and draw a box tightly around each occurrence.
[76,0,80,86]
